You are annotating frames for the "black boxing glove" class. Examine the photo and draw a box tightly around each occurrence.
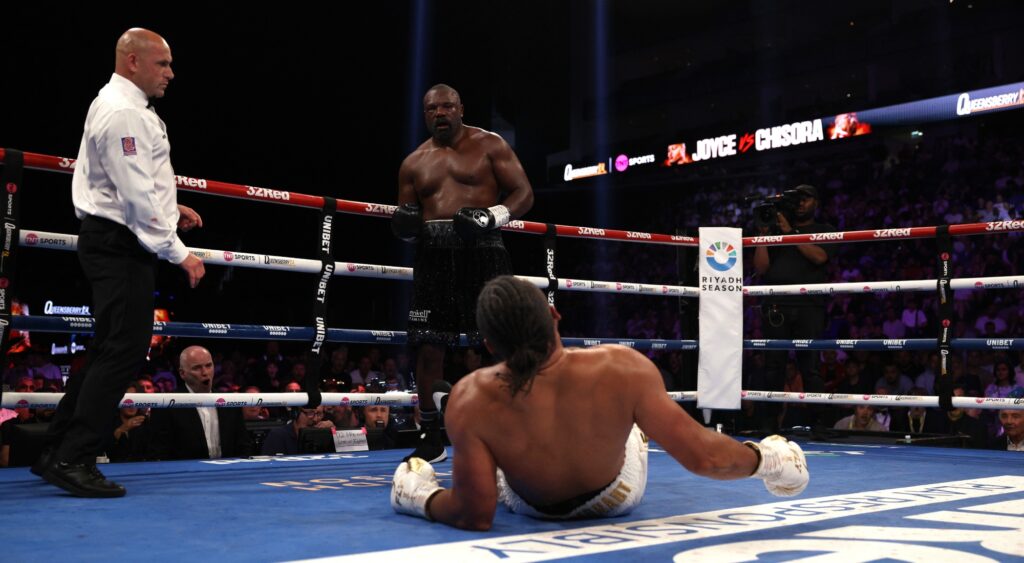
[391,203,423,242]
[453,205,511,241]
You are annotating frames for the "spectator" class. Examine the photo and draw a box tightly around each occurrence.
[900,299,927,337]
[890,388,944,435]
[985,359,1018,399]
[27,350,63,390]
[381,358,407,391]
[107,384,149,462]
[881,308,906,339]
[240,386,270,422]
[147,346,253,460]
[974,304,1008,335]
[362,405,397,450]
[260,406,334,456]
[873,385,892,430]
[136,374,156,394]
[987,408,1023,452]
[934,386,988,448]
[350,356,380,387]
[875,364,914,396]
[915,353,940,395]
[834,405,886,431]
[326,403,361,430]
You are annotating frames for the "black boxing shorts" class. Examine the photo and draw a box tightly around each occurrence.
[407,220,512,347]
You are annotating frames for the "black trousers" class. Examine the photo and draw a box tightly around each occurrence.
[760,304,826,428]
[47,216,156,464]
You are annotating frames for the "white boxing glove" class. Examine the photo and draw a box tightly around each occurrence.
[392,457,444,519]
[744,435,809,496]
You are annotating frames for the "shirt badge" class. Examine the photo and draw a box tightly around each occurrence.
[121,137,137,156]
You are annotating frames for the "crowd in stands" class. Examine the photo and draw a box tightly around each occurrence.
[0,341,438,466]
[562,128,1024,448]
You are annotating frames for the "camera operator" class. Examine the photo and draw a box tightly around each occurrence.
[752,184,835,432]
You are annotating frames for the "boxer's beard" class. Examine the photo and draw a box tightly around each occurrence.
[432,119,453,142]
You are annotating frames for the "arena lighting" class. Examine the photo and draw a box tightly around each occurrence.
[593,0,610,229]
[404,2,430,154]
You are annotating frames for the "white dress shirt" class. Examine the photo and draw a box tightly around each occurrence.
[72,73,188,264]
[185,383,222,459]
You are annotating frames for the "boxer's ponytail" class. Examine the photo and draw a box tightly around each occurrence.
[476,276,554,396]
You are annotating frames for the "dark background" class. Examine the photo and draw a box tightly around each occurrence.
[2,1,1022,341]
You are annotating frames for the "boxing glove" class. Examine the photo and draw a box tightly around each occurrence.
[391,203,423,242]
[392,457,444,519]
[744,435,808,496]
[453,205,510,240]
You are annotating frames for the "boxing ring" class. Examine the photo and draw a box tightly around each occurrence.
[2,148,1023,561]
[1,444,1021,561]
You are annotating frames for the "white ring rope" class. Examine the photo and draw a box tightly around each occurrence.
[3,391,1020,411]
[21,229,1022,298]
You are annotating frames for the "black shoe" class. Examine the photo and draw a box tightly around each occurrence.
[405,428,447,463]
[30,447,55,477]
[43,462,126,498]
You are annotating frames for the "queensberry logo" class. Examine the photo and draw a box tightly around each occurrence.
[705,241,737,272]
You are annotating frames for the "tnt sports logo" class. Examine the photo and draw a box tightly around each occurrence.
[975,281,984,288]
[16,399,28,408]
[6,183,17,194]
[614,154,630,172]
[223,251,234,262]
[347,263,356,272]
[25,233,38,245]
[123,399,134,407]
[216,398,226,407]
[705,241,737,272]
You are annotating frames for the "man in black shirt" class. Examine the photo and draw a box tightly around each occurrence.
[753,185,835,431]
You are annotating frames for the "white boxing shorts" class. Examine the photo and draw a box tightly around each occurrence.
[497,425,648,519]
